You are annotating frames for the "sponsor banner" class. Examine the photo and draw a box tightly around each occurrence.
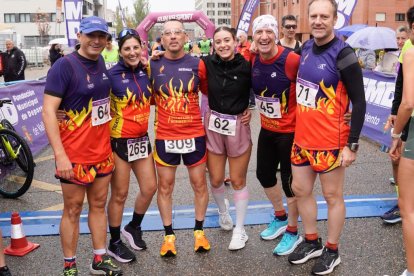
[361,70,395,147]
[334,0,359,30]
[64,0,83,47]
[0,80,48,155]
[236,0,260,35]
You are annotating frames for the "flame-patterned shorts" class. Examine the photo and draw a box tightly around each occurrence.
[290,143,341,173]
[56,153,114,186]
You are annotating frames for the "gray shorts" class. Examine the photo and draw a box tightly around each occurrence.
[204,108,252,157]
[403,116,414,160]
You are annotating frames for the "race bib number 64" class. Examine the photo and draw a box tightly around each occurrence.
[92,97,111,126]
[296,78,319,109]
[165,138,196,154]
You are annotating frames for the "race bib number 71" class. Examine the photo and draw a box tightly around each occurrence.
[296,78,319,109]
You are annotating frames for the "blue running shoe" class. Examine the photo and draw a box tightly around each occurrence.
[273,232,303,256]
[381,204,401,224]
[260,217,287,240]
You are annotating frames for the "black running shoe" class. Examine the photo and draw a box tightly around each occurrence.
[288,238,323,265]
[107,240,136,263]
[90,255,123,275]
[122,224,147,250]
[0,266,12,276]
[312,247,341,275]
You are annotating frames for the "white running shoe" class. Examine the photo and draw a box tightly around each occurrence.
[218,199,233,231]
[228,227,248,250]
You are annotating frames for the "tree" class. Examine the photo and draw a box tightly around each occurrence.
[114,0,152,41]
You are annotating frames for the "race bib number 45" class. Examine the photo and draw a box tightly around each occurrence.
[296,78,319,109]
[208,111,237,136]
[92,97,111,126]
[255,95,281,118]
[165,138,196,154]
[127,137,149,162]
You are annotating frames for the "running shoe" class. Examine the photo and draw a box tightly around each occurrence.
[107,240,136,263]
[288,238,323,265]
[63,263,78,276]
[90,255,122,275]
[311,247,341,275]
[260,217,288,240]
[194,230,211,252]
[160,234,177,257]
[0,266,12,276]
[273,232,303,256]
[400,269,411,276]
[381,204,402,224]
[121,224,147,250]
[228,227,248,250]
[389,177,396,185]
[218,199,233,231]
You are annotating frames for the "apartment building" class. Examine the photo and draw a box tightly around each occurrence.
[195,0,231,37]
[231,0,414,41]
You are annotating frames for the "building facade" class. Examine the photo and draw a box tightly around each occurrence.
[231,0,414,41]
[195,0,231,38]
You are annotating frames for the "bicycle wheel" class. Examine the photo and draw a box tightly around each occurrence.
[0,119,16,132]
[0,129,34,198]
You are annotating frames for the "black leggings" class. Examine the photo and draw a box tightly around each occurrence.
[256,128,295,198]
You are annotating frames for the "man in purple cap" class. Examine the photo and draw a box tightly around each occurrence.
[42,16,122,276]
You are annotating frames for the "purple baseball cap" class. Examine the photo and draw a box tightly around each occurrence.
[79,16,109,34]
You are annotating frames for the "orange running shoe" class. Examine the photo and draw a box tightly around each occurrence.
[194,230,211,252]
[160,234,177,257]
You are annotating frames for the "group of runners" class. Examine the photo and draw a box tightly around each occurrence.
[39,0,414,275]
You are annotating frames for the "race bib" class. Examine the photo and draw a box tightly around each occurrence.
[105,62,117,70]
[255,95,281,118]
[91,97,111,126]
[165,138,196,154]
[208,111,237,136]
[127,137,149,162]
[296,78,319,109]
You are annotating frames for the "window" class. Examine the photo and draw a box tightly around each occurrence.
[395,13,405,21]
[19,13,31,22]
[218,3,230,8]
[209,18,215,24]
[218,11,230,16]
[207,11,215,16]
[218,18,230,25]
[4,14,16,23]
[376,13,386,22]
[207,2,215,8]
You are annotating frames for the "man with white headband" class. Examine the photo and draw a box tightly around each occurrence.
[288,1,366,274]
[251,14,302,256]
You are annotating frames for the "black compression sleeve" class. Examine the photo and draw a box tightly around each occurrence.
[391,64,403,115]
[337,47,366,144]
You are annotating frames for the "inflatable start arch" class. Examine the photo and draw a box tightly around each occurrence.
[136,11,215,56]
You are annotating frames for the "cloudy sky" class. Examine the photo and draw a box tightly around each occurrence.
[107,0,195,12]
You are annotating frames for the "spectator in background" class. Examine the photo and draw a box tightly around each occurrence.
[355,47,376,70]
[198,34,212,56]
[151,37,164,53]
[0,229,11,276]
[101,34,118,69]
[1,39,26,82]
[278,14,302,54]
[184,39,193,54]
[49,43,64,67]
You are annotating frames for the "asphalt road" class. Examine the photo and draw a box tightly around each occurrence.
[0,66,407,276]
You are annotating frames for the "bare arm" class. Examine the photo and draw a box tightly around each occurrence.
[42,94,74,180]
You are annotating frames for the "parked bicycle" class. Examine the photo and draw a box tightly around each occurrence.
[0,99,34,198]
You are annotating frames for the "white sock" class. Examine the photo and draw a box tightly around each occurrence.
[233,186,249,230]
[210,183,227,213]
[93,248,106,256]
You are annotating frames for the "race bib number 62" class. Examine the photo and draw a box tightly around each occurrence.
[165,138,196,154]
[208,111,237,136]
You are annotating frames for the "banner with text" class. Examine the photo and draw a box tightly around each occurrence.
[64,0,83,47]
[0,81,47,155]
[361,70,395,147]
[334,0,359,30]
[236,0,260,36]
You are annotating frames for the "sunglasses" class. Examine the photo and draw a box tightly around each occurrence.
[284,24,297,30]
[162,29,185,37]
[118,28,139,40]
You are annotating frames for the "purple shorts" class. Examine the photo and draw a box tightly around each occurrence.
[204,108,252,157]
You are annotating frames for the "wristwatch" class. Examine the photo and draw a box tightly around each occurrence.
[391,128,402,139]
[346,143,359,152]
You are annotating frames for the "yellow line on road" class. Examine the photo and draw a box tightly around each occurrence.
[34,155,54,163]
[30,179,62,193]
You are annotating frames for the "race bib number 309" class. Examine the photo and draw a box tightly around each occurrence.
[296,78,319,109]
[127,137,149,162]
[165,138,196,154]
[92,97,111,126]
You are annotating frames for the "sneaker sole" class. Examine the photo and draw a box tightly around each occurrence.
[382,217,402,224]
[195,246,211,253]
[274,236,303,256]
[228,237,249,251]
[260,225,287,240]
[107,248,136,263]
[121,228,147,250]
[312,256,341,275]
[160,250,176,257]
[89,264,122,275]
[289,247,324,265]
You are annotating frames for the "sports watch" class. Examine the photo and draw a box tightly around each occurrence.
[346,143,359,152]
[390,128,402,139]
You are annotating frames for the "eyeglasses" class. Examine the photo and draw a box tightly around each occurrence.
[162,29,185,37]
[284,24,297,30]
[118,28,139,40]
